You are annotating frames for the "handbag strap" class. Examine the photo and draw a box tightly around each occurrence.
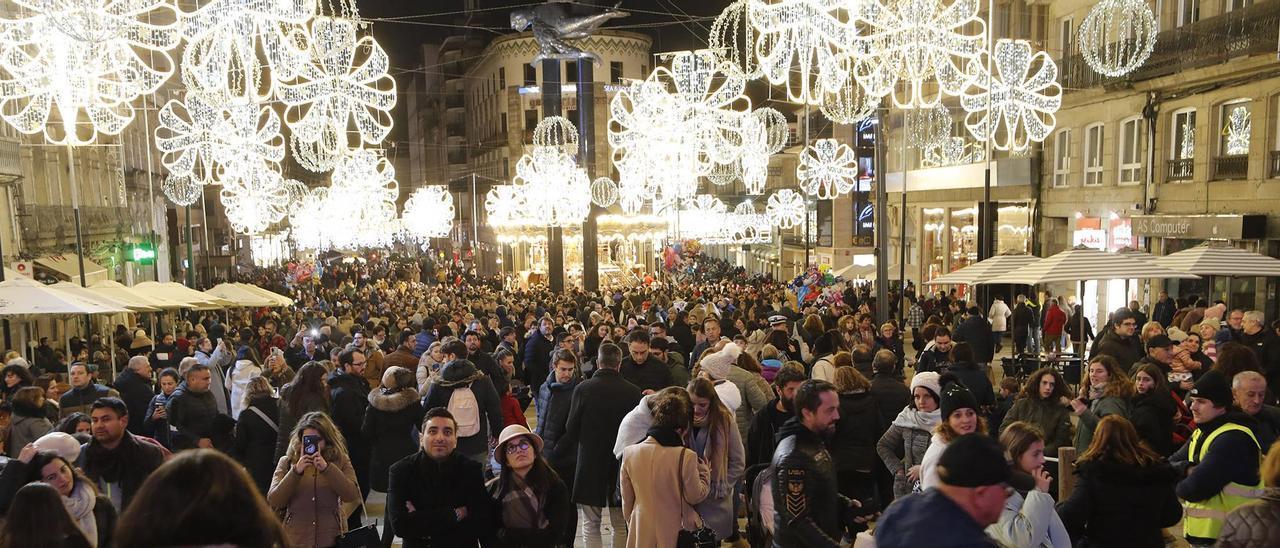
[247,406,279,433]
[676,447,690,530]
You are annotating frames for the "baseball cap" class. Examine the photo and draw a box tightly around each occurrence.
[937,434,1036,492]
[1146,334,1175,350]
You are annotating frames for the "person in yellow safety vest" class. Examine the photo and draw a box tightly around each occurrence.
[1169,369,1264,547]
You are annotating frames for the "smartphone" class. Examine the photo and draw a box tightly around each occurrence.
[303,434,320,456]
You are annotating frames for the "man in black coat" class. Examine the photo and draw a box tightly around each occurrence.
[618,329,674,394]
[1153,290,1176,328]
[953,306,995,366]
[868,351,911,428]
[165,362,223,450]
[387,407,492,548]
[465,330,508,397]
[556,342,641,547]
[1239,310,1280,392]
[329,348,372,514]
[523,317,556,390]
[915,327,955,373]
[1090,309,1143,371]
[112,356,156,436]
[1011,295,1035,355]
[537,349,580,481]
[772,380,869,546]
[746,363,808,470]
[78,397,164,512]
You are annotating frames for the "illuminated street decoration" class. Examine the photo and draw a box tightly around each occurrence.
[797,138,857,199]
[921,136,985,167]
[0,0,181,144]
[179,0,314,104]
[820,65,880,124]
[401,186,454,239]
[220,164,290,235]
[1222,105,1250,155]
[280,16,396,172]
[514,145,591,226]
[905,105,953,149]
[851,0,986,108]
[533,115,578,154]
[157,94,285,185]
[162,174,201,207]
[1078,0,1157,78]
[709,0,764,79]
[750,0,854,105]
[590,177,619,208]
[961,39,1062,152]
[765,188,806,229]
[485,185,524,226]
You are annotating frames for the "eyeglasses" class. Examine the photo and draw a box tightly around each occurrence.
[505,439,532,454]
[1121,322,1137,327]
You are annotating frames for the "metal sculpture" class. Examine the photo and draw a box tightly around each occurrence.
[511,1,630,64]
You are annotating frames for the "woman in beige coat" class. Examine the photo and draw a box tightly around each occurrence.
[267,411,361,548]
[621,387,711,548]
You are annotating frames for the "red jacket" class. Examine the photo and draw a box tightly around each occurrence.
[1043,306,1067,336]
[500,393,528,429]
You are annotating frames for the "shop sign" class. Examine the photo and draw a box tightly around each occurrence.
[1073,229,1106,250]
[1132,215,1265,240]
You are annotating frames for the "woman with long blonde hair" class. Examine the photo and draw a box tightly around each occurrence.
[267,411,360,548]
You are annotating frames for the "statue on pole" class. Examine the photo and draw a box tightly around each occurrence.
[511,1,629,65]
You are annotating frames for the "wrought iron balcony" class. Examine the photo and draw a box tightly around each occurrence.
[1062,0,1280,90]
[1270,150,1280,178]
[1212,155,1249,180]
[1166,158,1194,181]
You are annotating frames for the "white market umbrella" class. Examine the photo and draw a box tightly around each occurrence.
[133,281,228,310]
[51,282,159,312]
[924,254,1041,286]
[0,277,130,317]
[1155,242,1280,308]
[831,263,876,279]
[89,280,190,310]
[204,283,275,308]
[233,283,295,306]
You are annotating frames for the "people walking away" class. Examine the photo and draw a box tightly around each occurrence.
[1070,355,1134,454]
[387,407,492,548]
[112,449,291,548]
[877,371,942,499]
[1170,369,1264,546]
[422,356,503,467]
[955,307,996,366]
[876,433,1028,547]
[1012,295,1035,355]
[1043,299,1066,354]
[990,297,1011,354]
[361,366,423,548]
[1000,368,1073,457]
[920,375,986,490]
[1065,304,1094,356]
[267,411,361,548]
[619,388,711,548]
[1056,415,1182,547]
[773,379,875,546]
[986,421,1070,548]
[234,376,280,494]
[7,386,52,458]
[487,424,573,548]
[950,342,995,411]
[78,397,165,513]
[224,348,261,420]
[830,366,886,515]
[1217,439,1280,548]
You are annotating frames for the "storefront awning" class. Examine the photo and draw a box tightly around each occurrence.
[35,254,109,285]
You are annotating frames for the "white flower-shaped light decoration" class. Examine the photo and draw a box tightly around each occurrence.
[751,0,855,105]
[765,188,806,229]
[852,0,986,108]
[180,0,314,104]
[284,179,308,205]
[156,93,224,186]
[590,177,619,208]
[220,164,290,235]
[905,105,953,149]
[220,100,286,175]
[280,17,396,173]
[0,0,181,144]
[515,146,591,227]
[797,138,857,200]
[821,66,881,125]
[485,185,524,226]
[961,39,1062,152]
[402,186,454,239]
[1078,0,1157,78]
[162,174,202,207]
[921,136,984,167]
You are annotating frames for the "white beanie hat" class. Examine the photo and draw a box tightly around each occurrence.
[700,342,742,381]
[33,432,81,462]
[909,371,942,399]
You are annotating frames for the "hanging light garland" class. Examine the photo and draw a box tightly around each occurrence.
[0,0,181,144]
[179,0,314,104]
[750,0,855,105]
[961,39,1062,152]
[401,186,454,239]
[765,188,806,229]
[1078,0,1157,78]
[156,93,285,186]
[797,138,857,199]
[905,105,953,149]
[280,16,396,172]
[851,0,986,108]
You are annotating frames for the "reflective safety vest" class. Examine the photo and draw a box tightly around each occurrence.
[1182,422,1264,540]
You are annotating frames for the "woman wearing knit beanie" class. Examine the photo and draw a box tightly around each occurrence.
[919,372,987,490]
[876,371,942,498]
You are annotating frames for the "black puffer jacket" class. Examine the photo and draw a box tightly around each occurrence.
[1056,459,1182,547]
[829,390,883,472]
[1129,389,1176,456]
[1218,488,1280,548]
[362,386,424,492]
[165,381,220,450]
[772,417,849,548]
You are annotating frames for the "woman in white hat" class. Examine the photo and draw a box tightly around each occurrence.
[486,424,573,548]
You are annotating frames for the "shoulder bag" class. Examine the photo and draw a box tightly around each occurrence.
[676,448,717,548]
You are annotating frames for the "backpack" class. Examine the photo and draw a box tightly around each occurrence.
[447,383,481,437]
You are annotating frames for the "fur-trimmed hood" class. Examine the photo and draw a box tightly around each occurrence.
[368,386,420,412]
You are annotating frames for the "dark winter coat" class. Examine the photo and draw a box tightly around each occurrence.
[1090,330,1143,371]
[387,450,492,548]
[165,381,222,450]
[78,431,165,512]
[1130,389,1176,456]
[746,400,792,469]
[59,383,118,418]
[422,359,504,459]
[235,395,280,494]
[111,369,155,436]
[869,373,911,428]
[362,387,424,492]
[522,330,555,390]
[535,369,579,468]
[327,370,371,468]
[772,418,849,547]
[484,471,574,547]
[830,390,884,472]
[1240,330,1280,390]
[619,354,675,393]
[1001,397,1074,456]
[1056,459,1182,547]
[951,361,995,410]
[875,488,998,548]
[557,367,642,506]
[954,316,995,363]
[7,399,52,458]
[143,392,173,449]
[1217,487,1280,548]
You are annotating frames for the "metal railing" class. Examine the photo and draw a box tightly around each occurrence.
[1270,150,1280,178]
[1212,155,1250,180]
[1166,158,1194,181]
[1062,0,1280,90]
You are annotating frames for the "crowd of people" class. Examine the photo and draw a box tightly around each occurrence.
[0,254,1278,548]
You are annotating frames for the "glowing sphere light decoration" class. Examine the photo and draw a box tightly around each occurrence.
[1078,0,1157,78]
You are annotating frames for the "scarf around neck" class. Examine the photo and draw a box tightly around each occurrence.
[64,480,97,547]
[1088,382,1108,401]
[892,406,942,431]
[646,426,683,447]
